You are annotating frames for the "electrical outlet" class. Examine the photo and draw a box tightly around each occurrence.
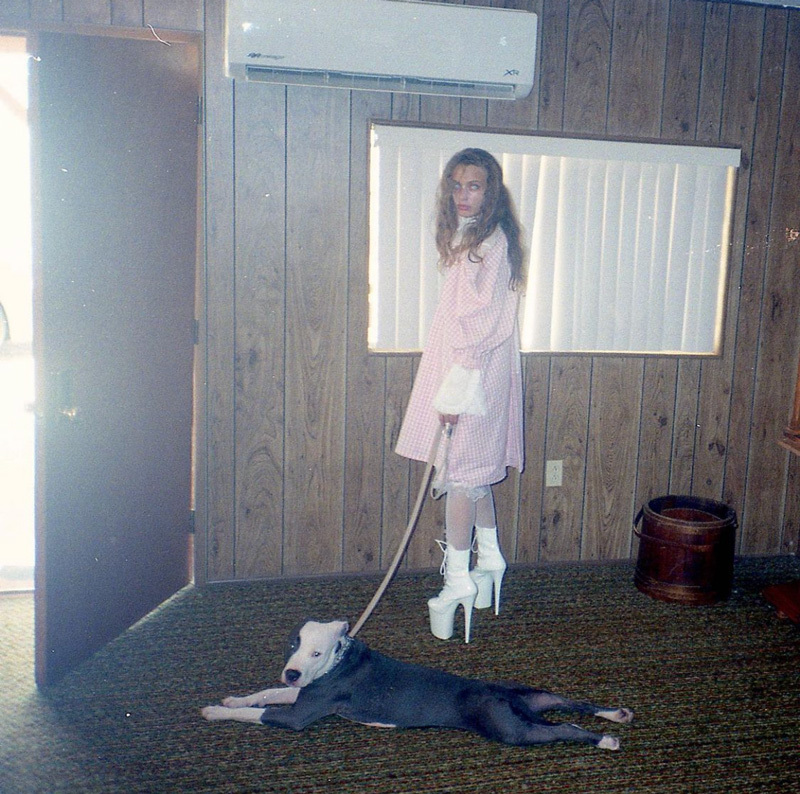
[545,459,563,487]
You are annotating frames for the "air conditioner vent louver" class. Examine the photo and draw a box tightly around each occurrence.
[244,66,517,100]
[226,0,537,101]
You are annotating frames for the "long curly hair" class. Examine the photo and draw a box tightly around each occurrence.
[434,148,525,291]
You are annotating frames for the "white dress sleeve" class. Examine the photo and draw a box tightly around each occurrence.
[433,364,487,416]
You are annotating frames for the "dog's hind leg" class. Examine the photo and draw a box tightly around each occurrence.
[517,689,633,725]
[532,721,621,749]
[594,706,634,724]
[474,698,622,749]
[508,718,621,750]
[542,722,621,750]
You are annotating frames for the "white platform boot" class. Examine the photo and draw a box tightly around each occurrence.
[428,543,478,643]
[471,526,507,615]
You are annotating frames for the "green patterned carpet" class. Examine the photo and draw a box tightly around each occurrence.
[1,557,799,793]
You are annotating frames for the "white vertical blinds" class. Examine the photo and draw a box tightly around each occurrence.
[368,123,739,355]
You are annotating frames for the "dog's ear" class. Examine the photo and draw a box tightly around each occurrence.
[284,619,307,662]
[339,620,350,636]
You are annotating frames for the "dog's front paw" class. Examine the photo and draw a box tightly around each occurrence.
[202,705,232,721]
[222,696,251,709]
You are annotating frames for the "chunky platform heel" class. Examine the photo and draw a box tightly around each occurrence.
[471,526,507,615]
[428,543,477,643]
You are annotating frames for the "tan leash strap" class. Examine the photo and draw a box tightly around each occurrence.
[349,422,453,638]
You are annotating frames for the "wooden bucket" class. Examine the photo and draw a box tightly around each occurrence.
[634,495,737,605]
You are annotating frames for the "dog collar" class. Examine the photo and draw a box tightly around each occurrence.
[329,634,354,672]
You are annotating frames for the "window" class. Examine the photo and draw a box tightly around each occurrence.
[781,354,800,456]
[368,122,740,355]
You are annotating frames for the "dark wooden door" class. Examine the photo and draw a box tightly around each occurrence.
[31,32,200,685]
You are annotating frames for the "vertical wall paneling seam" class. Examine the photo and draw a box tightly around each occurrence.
[578,356,595,560]
[637,0,670,555]
[658,0,671,139]
[784,336,800,549]
[760,14,792,548]
[693,2,727,494]
[537,357,554,564]
[707,5,731,497]
[715,5,731,139]
[744,12,788,545]
[508,359,527,564]
[661,1,671,503]
[775,12,794,554]
[785,328,800,549]
[693,3,708,140]
[512,360,523,564]
[230,80,237,577]
[560,0,569,564]
[664,358,679,493]
[702,45,728,526]
[525,360,534,564]
[758,11,784,550]
[556,0,568,132]
[668,0,706,496]
[784,13,800,551]
[541,0,560,562]
[629,360,648,558]
[604,0,616,136]
[390,82,404,571]
[510,466,522,562]
[199,10,209,577]
[668,359,681,493]
[721,7,767,532]
[281,85,288,575]
[687,363,702,494]
[380,353,389,570]
[201,9,210,582]
[341,89,353,574]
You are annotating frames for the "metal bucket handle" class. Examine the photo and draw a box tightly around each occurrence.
[632,524,718,552]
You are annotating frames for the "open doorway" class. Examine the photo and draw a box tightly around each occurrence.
[0,34,34,593]
[0,24,200,684]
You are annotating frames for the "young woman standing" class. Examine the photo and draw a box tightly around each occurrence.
[395,148,525,643]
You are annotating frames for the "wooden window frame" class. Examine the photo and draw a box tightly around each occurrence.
[780,354,800,456]
[367,120,740,356]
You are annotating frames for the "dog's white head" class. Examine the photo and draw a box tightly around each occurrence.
[281,620,351,688]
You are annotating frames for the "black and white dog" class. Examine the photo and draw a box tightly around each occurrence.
[202,620,633,750]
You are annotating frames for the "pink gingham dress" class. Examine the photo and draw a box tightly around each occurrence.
[395,228,524,487]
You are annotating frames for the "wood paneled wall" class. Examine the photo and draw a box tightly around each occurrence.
[0,0,202,31]
[201,0,800,582]
[4,0,798,582]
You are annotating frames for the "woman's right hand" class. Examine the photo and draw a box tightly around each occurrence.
[440,414,459,427]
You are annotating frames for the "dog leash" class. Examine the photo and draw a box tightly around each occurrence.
[349,422,454,638]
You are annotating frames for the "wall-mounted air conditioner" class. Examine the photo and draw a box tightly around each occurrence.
[225,0,538,100]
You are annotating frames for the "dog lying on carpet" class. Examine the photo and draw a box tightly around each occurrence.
[202,619,634,750]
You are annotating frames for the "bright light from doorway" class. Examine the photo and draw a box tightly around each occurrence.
[0,34,34,591]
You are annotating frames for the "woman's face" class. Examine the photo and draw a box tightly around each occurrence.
[450,164,487,218]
